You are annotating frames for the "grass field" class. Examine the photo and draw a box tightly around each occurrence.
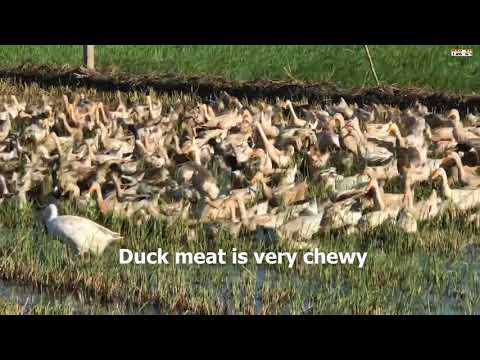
[0,45,479,93]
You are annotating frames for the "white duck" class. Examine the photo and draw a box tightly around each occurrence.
[431,168,480,212]
[43,204,123,256]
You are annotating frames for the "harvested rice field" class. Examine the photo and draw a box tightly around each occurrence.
[0,77,480,315]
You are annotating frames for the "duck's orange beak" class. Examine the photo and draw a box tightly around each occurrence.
[387,124,396,135]
[364,180,374,193]
[99,203,108,215]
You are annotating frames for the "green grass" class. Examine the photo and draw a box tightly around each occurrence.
[0,45,479,93]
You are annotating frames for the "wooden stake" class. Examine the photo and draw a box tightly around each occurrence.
[364,45,380,86]
[83,45,95,70]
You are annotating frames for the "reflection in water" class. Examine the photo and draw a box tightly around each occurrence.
[2,246,479,314]
[0,279,161,315]
[255,265,266,315]
[0,265,287,315]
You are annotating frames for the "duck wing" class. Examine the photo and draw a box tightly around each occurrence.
[362,145,393,166]
[54,215,122,239]
[317,131,340,150]
[397,146,423,172]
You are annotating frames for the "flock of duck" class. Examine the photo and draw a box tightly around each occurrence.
[2,91,480,255]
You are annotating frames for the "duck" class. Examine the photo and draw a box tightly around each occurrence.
[198,181,262,223]
[449,109,480,159]
[329,98,354,119]
[316,129,340,151]
[365,122,393,140]
[321,198,362,231]
[339,115,393,166]
[284,100,307,127]
[0,141,21,161]
[88,181,130,216]
[109,172,151,202]
[307,144,331,176]
[364,177,406,211]
[257,110,280,138]
[4,95,26,119]
[363,160,399,183]
[399,151,461,188]
[357,174,417,231]
[396,208,417,233]
[358,205,400,232]
[176,137,220,199]
[403,185,440,222]
[277,127,316,151]
[275,213,324,242]
[334,173,371,193]
[249,148,277,176]
[431,167,480,211]
[429,125,455,143]
[272,181,308,206]
[43,203,122,255]
[254,120,294,168]
[201,104,243,130]
[335,113,360,156]
[199,195,239,223]
[439,151,480,187]
[388,122,427,175]
[146,95,163,120]
[233,192,300,232]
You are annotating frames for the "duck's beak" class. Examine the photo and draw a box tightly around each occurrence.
[364,182,374,194]
[387,124,395,135]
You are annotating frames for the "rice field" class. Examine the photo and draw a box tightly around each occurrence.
[2,191,480,315]
[0,80,479,315]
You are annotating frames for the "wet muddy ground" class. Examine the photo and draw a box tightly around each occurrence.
[1,65,480,115]
[2,253,479,315]
[0,266,300,315]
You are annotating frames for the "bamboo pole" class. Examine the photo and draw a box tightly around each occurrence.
[363,45,380,86]
[83,45,95,70]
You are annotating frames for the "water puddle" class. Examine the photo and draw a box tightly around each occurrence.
[0,264,310,315]
[0,279,161,315]
[255,265,266,315]
[4,251,477,314]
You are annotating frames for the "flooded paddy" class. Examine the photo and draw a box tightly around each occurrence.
[0,80,479,315]
[2,244,480,315]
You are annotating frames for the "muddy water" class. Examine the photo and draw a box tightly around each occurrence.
[2,249,479,314]
[255,266,266,315]
[0,266,296,315]
[0,279,161,315]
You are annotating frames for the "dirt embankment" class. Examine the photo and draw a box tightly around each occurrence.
[1,65,480,114]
